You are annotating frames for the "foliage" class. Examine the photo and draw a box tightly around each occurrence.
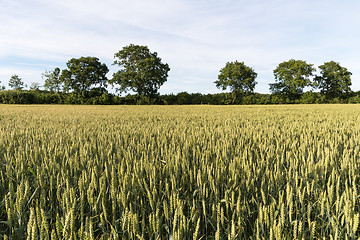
[110,44,170,97]
[2,105,360,239]
[8,74,25,90]
[61,57,109,94]
[314,61,352,98]
[0,90,36,104]
[270,59,315,99]
[42,67,62,93]
[29,82,41,91]
[348,92,360,103]
[1,89,360,105]
[215,61,257,94]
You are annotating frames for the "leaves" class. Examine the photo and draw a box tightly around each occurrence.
[42,67,62,93]
[314,61,352,97]
[215,61,257,94]
[60,57,109,94]
[111,44,170,96]
[271,59,315,98]
[8,74,25,90]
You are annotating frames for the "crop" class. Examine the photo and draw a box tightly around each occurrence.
[1,104,360,239]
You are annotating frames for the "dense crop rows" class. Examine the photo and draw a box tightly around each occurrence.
[1,105,360,239]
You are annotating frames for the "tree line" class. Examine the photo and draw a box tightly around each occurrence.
[0,44,358,105]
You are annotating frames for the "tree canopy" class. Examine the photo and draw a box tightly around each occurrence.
[60,57,109,94]
[42,67,62,93]
[110,44,170,97]
[29,82,41,91]
[9,74,25,90]
[314,61,352,98]
[270,59,315,98]
[215,61,257,94]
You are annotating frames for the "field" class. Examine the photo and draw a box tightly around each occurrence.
[1,104,360,239]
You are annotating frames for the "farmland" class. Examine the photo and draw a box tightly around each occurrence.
[1,104,360,239]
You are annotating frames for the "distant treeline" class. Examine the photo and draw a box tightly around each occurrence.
[1,90,360,105]
[2,44,357,104]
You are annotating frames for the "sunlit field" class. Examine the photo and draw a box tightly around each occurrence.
[1,104,360,239]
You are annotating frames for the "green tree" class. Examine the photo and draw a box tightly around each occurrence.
[270,59,315,99]
[9,74,25,90]
[0,80,4,90]
[29,82,41,91]
[42,67,62,93]
[314,61,352,98]
[215,61,257,94]
[110,44,170,97]
[60,57,109,94]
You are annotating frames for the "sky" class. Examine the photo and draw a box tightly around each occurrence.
[1,0,360,94]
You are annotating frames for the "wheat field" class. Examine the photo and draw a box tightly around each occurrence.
[1,104,360,239]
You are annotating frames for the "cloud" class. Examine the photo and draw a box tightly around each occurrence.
[1,0,360,93]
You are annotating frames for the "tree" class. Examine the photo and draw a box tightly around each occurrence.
[9,74,25,90]
[314,61,352,98]
[215,61,257,94]
[60,57,109,94]
[110,44,170,97]
[42,67,62,93]
[29,82,41,91]
[270,59,315,98]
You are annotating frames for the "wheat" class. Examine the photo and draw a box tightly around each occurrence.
[1,105,360,238]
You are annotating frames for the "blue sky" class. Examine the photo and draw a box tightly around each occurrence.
[1,0,359,94]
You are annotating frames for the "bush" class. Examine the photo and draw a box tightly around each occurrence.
[0,89,359,105]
